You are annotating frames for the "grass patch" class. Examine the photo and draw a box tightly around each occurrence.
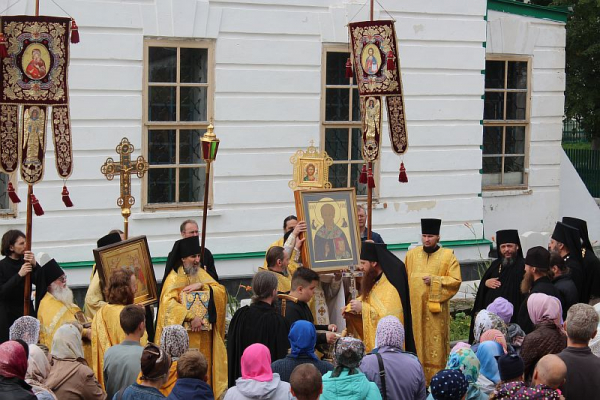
[450,312,471,342]
[563,142,592,150]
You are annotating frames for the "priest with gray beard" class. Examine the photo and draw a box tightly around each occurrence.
[36,259,92,361]
[469,230,525,343]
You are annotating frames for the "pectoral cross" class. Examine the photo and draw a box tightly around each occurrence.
[101,137,149,239]
[342,264,363,300]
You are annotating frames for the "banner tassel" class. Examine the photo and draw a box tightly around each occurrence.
[61,185,73,207]
[70,20,80,44]
[7,182,20,203]
[399,162,408,183]
[367,166,375,189]
[345,58,353,79]
[31,193,44,216]
[359,164,367,184]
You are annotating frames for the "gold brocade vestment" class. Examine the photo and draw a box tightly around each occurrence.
[405,246,461,383]
[83,266,107,319]
[155,266,228,400]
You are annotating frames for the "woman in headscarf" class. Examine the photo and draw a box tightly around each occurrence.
[0,340,36,400]
[136,324,188,396]
[9,316,40,345]
[360,316,426,400]
[45,324,105,400]
[321,337,381,400]
[486,297,513,325]
[224,343,292,400]
[427,348,487,400]
[271,320,333,382]
[472,309,508,345]
[479,329,508,354]
[430,369,469,400]
[475,341,503,396]
[590,302,600,357]
[519,293,566,382]
[25,344,56,400]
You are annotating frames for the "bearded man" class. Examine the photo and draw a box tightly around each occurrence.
[155,236,227,399]
[469,230,525,342]
[37,259,92,364]
[549,221,586,303]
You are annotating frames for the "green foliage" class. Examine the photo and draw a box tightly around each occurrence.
[563,141,592,150]
[450,312,472,342]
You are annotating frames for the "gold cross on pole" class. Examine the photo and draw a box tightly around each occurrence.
[101,137,149,239]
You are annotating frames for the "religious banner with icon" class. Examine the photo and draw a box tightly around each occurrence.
[360,96,383,161]
[0,15,77,204]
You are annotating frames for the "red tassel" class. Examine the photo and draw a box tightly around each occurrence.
[0,33,8,58]
[61,185,73,207]
[387,51,395,71]
[367,167,375,189]
[31,194,44,216]
[359,164,367,184]
[70,20,80,44]
[345,58,353,79]
[7,182,20,203]
[399,162,408,183]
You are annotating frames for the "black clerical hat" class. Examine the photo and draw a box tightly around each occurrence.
[163,236,202,282]
[97,232,121,248]
[421,219,441,235]
[360,241,386,262]
[497,353,524,382]
[496,229,523,258]
[43,258,65,284]
[562,217,592,251]
[552,221,583,261]
[524,246,550,270]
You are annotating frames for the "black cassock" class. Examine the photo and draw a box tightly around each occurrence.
[584,249,600,300]
[469,257,525,343]
[284,300,329,346]
[227,300,290,387]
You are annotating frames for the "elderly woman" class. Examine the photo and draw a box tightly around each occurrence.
[137,324,189,396]
[225,343,291,400]
[519,293,566,382]
[45,324,105,400]
[360,316,426,400]
[475,341,503,396]
[430,369,469,400]
[0,340,36,399]
[472,309,508,345]
[479,329,507,354]
[9,316,40,345]
[25,344,56,400]
[427,347,486,400]
[321,337,381,400]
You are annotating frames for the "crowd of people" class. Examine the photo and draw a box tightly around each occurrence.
[0,213,599,400]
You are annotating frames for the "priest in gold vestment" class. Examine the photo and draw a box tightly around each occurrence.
[155,236,228,400]
[36,259,92,364]
[344,242,416,353]
[405,218,462,383]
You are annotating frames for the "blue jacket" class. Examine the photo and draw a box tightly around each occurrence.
[321,369,382,400]
[114,383,165,400]
[167,378,214,400]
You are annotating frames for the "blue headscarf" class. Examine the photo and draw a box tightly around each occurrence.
[288,320,318,360]
[476,340,502,384]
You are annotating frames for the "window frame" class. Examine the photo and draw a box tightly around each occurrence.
[142,38,215,210]
[0,174,18,217]
[320,45,376,198]
[482,55,532,191]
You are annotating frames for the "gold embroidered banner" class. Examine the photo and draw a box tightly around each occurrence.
[387,95,408,154]
[20,105,47,184]
[360,96,383,161]
[52,105,72,178]
[0,104,18,172]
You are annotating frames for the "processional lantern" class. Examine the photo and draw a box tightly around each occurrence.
[199,123,219,268]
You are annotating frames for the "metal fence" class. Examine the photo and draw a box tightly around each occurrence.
[565,148,600,198]
[563,118,589,143]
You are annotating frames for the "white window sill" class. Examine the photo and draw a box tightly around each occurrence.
[131,209,222,220]
[482,189,532,198]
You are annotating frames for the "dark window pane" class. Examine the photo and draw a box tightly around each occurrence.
[180,87,208,121]
[179,167,205,202]
[326,52,350,85]
[351,163,367,195]
[484,92,504,120]
[503,156,524,185]
[0,173,9,210]
[180,129,204,164]
[507,61,527,89]
[149,47,176,83]
[325,88,350,121]
[506,92,527,120]
[482,156,502,174]
[485,60,505,89]
[483,126,503,155]
[148,168,175,203]
[329,163,348,188]
[351,128,363,160]
[351,88,360,122]
[505,126,525,154]
[325,128,349,161]
[149,86,176,121]
[148,130,175,164]
[181,48,208,83]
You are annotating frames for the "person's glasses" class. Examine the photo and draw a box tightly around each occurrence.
[58,275,67,283]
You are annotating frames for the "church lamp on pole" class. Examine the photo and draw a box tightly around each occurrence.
[200,123,219,269]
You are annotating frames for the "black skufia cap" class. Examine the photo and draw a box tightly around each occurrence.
[421,219,441,235]
[97,232,122,248]
[562,217,592,251]
[496,229,523,258]
[497,353,524,381]
[524,246,550,270]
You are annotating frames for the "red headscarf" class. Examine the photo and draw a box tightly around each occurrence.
[0,341,28,379]
[241,343,273,382]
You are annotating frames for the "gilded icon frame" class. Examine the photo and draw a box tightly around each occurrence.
[289,143,333,189]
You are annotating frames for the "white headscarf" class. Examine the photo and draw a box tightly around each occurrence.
[9,316,40,345]
[51,324,84,360]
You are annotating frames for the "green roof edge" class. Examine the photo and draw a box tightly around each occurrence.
[487,0,569,23]
[59,238,493,269]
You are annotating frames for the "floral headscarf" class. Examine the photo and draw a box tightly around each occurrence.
[160,325,189,359]
[487,297,514,324]
[0,341,28,379]
[451,342,471,353]
[375,315,404,349]
[493,382,561,399]
[446,348,480,384]
[480,329,508,353]
[473,309,508,343]
[9,316,40,345]
[332,337,365,377]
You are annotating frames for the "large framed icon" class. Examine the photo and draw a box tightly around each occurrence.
[294,188,361,272]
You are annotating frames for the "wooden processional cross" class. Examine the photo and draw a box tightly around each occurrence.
[101,138,149,239]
